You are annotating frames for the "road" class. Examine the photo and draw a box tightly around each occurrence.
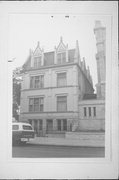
[12,144,105,158]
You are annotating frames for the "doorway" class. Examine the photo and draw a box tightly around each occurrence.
[46,119,53,133]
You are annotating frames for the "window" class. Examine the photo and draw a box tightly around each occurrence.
[57,119,61,131]
[35,76,40,88]
[39,120,43,130]
[29,97,44,112]
[29,98,34,112]
[84,107,87,117]
[57,52,66,64]
[93,107,96,116]
[34,56,42,68]
[63,119,67,131]
[30,75,44,89]
[34,98,39,112]
[57,72,66,87]
[57,119,67,131]
[57,96,67,112]
[39,98,44,112]
[23,125,32,130]
[88,107,91,116]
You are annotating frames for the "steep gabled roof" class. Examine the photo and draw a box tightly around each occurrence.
[22,54,31,71]
[83,94,97,100]
[22,48,76,70]
[44,51,54,66]
[68,49,75,62]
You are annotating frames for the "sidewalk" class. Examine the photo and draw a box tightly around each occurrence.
[28,136,104,147]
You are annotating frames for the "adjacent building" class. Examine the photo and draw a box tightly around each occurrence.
[78,21,105,131]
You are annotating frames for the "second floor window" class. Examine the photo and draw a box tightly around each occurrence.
[34,56,42,68]
[29,97,44,112]
[30,75,44,89]
[84,107,87,116]
[57,96,67,112]
[57,72,66,87]
[88,107,91,117]
[57,52,66,64]
[93,107,96,116]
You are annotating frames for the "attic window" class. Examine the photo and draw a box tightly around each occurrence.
[57,52,66,64]
[34,56,42,68]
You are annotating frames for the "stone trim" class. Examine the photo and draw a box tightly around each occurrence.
[21,85,79,91]
[21,111,78,114]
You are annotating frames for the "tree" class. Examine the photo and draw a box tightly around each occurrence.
[13,67,22,121]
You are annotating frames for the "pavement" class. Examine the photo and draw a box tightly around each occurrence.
[28,136,104,147]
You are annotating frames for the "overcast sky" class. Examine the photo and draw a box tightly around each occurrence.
[8,14,108,91]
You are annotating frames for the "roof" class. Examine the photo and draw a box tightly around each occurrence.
[44,51,54,66]
[12,122,31,125]
[22,55,31,71]
[83,94,97,100]
[22,49,75,70]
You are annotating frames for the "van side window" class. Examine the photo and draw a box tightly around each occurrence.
[23,125,32,130]
[12,125,19,130]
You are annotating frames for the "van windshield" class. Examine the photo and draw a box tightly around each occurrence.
[23,125,32,130]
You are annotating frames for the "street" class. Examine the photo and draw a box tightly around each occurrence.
[12,143,105,158]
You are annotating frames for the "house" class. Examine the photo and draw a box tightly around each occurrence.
[20,37,94,136]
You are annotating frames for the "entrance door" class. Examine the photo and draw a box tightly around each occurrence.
[46,119,53,133]
[34,120,38,135]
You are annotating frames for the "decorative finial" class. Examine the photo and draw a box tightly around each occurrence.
[76,40,79,45]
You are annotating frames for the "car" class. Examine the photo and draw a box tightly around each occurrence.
[12,122,35,145]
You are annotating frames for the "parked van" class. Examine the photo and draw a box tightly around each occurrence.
[12,122,34,145]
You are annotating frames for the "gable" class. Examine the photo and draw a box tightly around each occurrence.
[34,46,42,56]
[56,37,67,53]
[57,42,66,52]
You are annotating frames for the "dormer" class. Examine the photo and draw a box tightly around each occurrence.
[54,37,68,64]
[31,41,44,68]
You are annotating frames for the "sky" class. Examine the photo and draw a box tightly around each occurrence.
[8,14,108,91]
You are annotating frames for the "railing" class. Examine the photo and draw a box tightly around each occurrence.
[34,126,72,137]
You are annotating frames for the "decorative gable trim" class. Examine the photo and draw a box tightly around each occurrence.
[56,37,66,52]
[31,41,44,67]
[55,37,68,64]
[34,41,42,56]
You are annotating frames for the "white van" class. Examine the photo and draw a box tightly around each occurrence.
[12,122,34,145]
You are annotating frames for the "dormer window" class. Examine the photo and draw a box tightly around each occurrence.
[55,37,68,65]
[34,56,42,68]
[30,41,44,68]
[57,52,66,64]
